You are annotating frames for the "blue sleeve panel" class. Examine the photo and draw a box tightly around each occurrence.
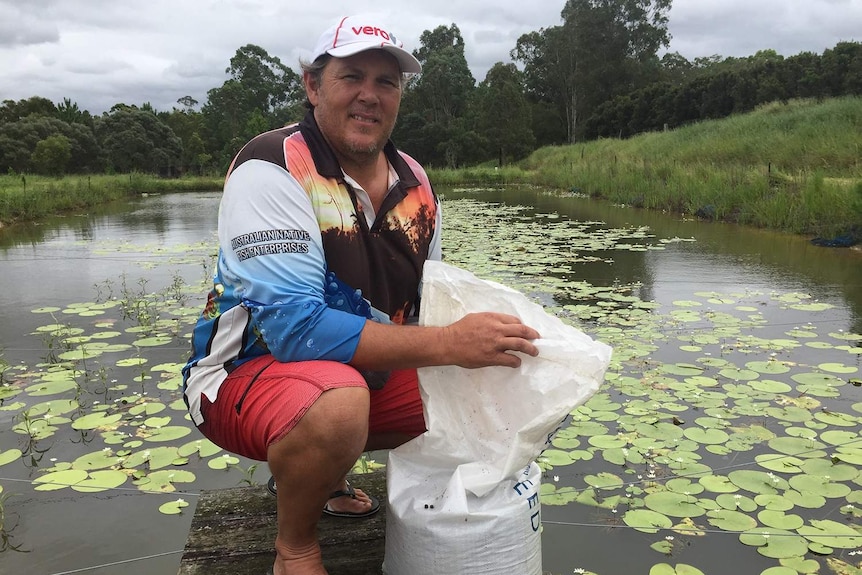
[243,296,367,363]
[242,267,388,362]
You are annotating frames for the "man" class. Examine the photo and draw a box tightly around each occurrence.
[182,15,540,575]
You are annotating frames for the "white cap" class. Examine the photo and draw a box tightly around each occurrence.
[310,15,422,74]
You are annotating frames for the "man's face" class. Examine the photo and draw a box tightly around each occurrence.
[305,50,403,167]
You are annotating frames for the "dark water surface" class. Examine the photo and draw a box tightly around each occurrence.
[0,188,859,575]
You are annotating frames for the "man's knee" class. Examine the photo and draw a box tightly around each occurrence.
[270,386,370,459]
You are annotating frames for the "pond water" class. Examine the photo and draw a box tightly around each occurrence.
[0,188,860,575]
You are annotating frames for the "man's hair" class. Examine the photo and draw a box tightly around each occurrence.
[300,54,409,109]
[300,55,332,110]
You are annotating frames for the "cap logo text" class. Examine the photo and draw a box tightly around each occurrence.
[352,26,394,44]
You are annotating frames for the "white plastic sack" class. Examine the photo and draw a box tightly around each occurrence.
[384,261,613,575]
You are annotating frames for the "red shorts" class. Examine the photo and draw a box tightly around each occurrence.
[197,356,426,461]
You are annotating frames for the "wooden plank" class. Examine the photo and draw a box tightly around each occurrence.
[178,470,387,575]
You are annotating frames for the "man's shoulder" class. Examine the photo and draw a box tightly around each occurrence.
[230,124,304,174]
[393,148,433,190]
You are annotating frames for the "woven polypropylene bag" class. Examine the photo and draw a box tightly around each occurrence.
[383,261,612,575]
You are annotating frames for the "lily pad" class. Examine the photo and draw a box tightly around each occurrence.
[71,469,128,493]
[159,498,190,515]
[819,430,859,446]
[757,510,804,530]
[643,492,706,518]
[33,468,89,491]
[622,508,673,534]
[648,563,705,575]
[716,493,758,512]
[739,528,810,559]
[208,454,240,470]
[728,470,789,494]
[784,489,826,509]
[745,361,791,375]
[787,474,851,498]
[135,469,196,492]
[754,494,794,511]
[25,378,78,396]
[797,519,862,549]
[706,509,757,531]
[71,412,123,431]
[767,436,826,458]
[177,438,222,458]
[584,472,624,490]
[0,448,23,467]
[72,449,123,471]
[683,428,729,445]
[140,426,192,442]
[777,557,820,574]
[755,454,805,474]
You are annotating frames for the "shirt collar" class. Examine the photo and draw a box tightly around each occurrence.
[299,110,420,188]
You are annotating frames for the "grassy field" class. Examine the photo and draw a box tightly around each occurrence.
[0,173,223,226]
[430,96,862,239]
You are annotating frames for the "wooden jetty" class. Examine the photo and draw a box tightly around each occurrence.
[178,470,387,575]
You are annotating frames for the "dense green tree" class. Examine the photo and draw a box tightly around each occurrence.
[470,63,535,164]
[410,24,475,124]
[395,24,475,166]
[184,132,211,173]
[584,40,862,140]
[163,105,212,172]
[202,44,304,167]
[0,135,30,173]
[527,100,568,147]
[55,98,93,126]
[782,52,822,99]
[514,0,671,143]
[821,42,862,96]
[95,107,182,173]
[0,115,101,173]
[391,111,437,165]
[30,134,72,176]
[511,27,575,145]
[659,51,695,84]
[177,95,199,111]
[0,96,56,124]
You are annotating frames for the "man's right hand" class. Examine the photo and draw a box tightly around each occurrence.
[351,312,540,371]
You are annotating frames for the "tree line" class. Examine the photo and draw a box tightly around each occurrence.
[1,0,861,177]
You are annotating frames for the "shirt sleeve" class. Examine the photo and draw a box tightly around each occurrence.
[217,159,366,363]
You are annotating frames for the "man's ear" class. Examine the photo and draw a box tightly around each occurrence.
[303,71,320,107]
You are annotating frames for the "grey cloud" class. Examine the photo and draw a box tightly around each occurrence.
[0,6,59,46]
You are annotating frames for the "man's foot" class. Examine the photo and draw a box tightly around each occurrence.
[266,477,379,517]
[322,481,380,517]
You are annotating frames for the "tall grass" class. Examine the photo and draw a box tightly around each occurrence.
[0,173,223,225]
[435,97,862,238]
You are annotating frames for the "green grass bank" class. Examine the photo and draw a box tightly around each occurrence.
[430,96,862,240]
[0,173,223,226]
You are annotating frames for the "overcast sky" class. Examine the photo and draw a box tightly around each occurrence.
[1,0,859,115]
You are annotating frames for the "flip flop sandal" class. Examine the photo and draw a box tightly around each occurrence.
[266,477,380,518]
[323,480,380,518]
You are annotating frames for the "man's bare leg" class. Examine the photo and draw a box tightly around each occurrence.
[267,386,370,575]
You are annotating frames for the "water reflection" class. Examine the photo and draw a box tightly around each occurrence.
[442,186,862,333]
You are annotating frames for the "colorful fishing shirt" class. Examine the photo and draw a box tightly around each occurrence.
[182,111,441,425]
